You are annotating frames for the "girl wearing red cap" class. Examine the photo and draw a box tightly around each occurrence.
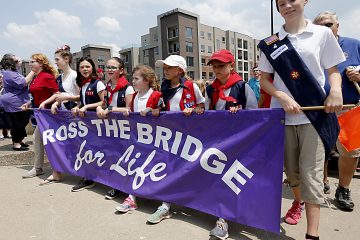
[146,55,205,224]
[205,49,257,239]
[96,57,135,200]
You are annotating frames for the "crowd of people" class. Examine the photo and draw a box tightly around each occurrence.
[0,1,360,239]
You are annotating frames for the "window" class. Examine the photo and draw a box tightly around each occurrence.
[188,71,194,79]
[208,46,212,54]
[169,41,179,53]
[168,25,179,39]
[201,58,206,66]
[202,72,207,80]
[208,32,212,40]
[97,55,105,63]
[154,47,159,55]
[216,39,220,50]
[201,44,205,53]
[244,73,249,81]
[244,51,248,61]
[231,37,235,44]
[222,37,226,44]
[244,40,248,49]
[153,34,158,42]
[238,62,243,71]
[185,27,193,39]
[144,49,149,57]
[200,31,205,39]
[124,54,129,63]
[237,39,242,48]
[186,42,193,52]
[186,56,194,67]
[209,72,214,79]
[238,50,242,60]
[244,63,248,72]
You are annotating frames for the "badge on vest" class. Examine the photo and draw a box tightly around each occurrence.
[86,90,94,96]
[184,101,195,108]
[264,35,279,45]
[270,44,288,60]
[290,70,300,80]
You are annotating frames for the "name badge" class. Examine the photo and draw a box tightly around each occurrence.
[271,44,288,60]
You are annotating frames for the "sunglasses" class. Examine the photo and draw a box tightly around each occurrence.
[323,22,334,28]
[105,66,119,70]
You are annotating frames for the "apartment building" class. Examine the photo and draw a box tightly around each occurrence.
[139,8,260,82]
[119,47,140,76]
[72,44,112,72]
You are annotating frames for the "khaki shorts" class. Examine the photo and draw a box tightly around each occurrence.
[284,124,325,204]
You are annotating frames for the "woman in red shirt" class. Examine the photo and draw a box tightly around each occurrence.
[22,53,59,178]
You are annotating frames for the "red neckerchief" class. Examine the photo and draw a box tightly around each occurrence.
[106,76,128,104]
[81,77,92,86]
[210,72,242,109]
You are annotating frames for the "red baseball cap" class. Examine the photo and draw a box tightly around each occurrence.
[97,68,104,73]
[207,49,235,65]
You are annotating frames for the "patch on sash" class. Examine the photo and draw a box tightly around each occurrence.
[270,44,288,60]
[290,70,300,80]
[264,35,279,45]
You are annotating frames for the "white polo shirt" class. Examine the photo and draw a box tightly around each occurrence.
[258,19,345,125]
[133,88,153,112]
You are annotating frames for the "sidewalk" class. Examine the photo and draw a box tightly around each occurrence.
[0,139,359,240]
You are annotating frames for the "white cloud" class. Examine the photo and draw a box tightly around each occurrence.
[95,17,121,37]
[102,42,122,57]
[1,9,82,54]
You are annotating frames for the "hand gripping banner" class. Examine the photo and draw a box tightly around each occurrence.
[35,109,285,233]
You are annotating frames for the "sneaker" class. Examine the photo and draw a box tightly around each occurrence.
[284,200,304,225]
[115,197,137,213]
[324,181,330,194]
[71,179,95,192]
[105,188,122,200]
[22,168,44,178]
[209,218,229,240]
[335,186,354,211]
[147,206,171,224]
[0,135,4,141]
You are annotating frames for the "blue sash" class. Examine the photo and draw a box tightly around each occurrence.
[258,34,339,159]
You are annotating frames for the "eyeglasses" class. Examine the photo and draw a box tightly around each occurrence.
[323,22,334,28]
[105,66,119,70]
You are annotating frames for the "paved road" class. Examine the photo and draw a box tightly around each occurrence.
[0,164,359,240]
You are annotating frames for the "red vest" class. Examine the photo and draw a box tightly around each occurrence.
[166,80,197,110]
[130,90,162,112]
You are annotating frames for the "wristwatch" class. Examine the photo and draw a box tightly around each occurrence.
[107,105,113,111]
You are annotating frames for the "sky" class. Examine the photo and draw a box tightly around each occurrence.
[1,0,360,61]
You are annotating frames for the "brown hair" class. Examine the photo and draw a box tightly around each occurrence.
[132,64,159,90]
[194,79,205,97]
[31,53,58,77]
[55,45,73,64]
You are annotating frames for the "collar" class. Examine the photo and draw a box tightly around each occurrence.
[279,19,314,40]
[138,88,153,99]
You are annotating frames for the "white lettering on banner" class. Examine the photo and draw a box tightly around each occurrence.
[200,148,227,174]
[90,119,130,139]
[42,121,88,145]
[222,160,254,195]
[74,140,106,171]
[110,145,167,190]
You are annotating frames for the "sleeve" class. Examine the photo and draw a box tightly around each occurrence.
[47,75,59,94]
[321,28,346,69]
[11,73,27,90]
[96,81,106,93]
[258,51,274,74]
[244,83,258,109]
[193,83,205,104]
[125,85,135,96]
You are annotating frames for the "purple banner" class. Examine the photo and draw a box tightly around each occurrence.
[35,109,285,233]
